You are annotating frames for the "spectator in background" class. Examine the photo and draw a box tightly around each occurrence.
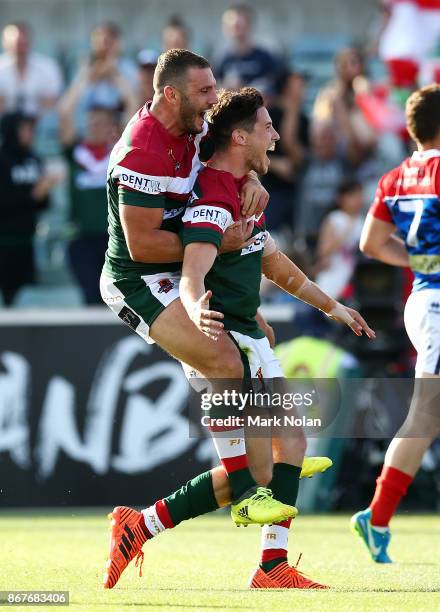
[0,22,63,115]
[313,47,377,166]
[136,49,158,107]
[0,112,58,305]
[70,22,138,131]
[378,0,440,97]
[314,179,365,299]
[162,16,190,51]
[295,120,349,251]
[59,89,119,304]
[215,4,282,91]
[262,70,309,235]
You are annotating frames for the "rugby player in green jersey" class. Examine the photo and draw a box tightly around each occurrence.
[103,51,316,590]
[178,87,375,589]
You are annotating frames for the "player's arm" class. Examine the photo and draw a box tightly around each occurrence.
[180,243,225,340]
[255,310,275,348]
[262,234,375,338]
[359,213,409,267]
[179,200,236,339]
[115,151,185,263]
[360,173,410,267]
[120,204,184,263]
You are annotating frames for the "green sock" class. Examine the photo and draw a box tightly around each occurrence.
[163,470,219,526]
[227,466,257,502]
[260,462,301,573]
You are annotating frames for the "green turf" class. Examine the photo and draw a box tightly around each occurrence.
[0,510,439,611]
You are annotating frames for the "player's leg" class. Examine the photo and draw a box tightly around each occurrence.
[152,304,295,518]
[103,466,229,589]
[351,290,440,562]
[101,273,275,507]
[224,336,328,589]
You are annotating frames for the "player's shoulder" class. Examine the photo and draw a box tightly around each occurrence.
[112,107,173,177]
[196,166,240,206]
[127,106,170,156]
[377,161,406,196]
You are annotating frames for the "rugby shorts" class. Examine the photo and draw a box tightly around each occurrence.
[100,271,180,344]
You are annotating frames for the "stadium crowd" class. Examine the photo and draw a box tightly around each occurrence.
[0,1,439,326]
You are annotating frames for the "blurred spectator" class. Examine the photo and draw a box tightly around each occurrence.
[70,22,138,129]
[378,0,440,95]
[262,70,309,234]
[59,91,119,304]
[313,47,377,166]
[215,4,282,91]
[314,179,365,299]
[0,22,63,115]
[0,112,58,305]
[136,49,158,106]
[162,16,190,51]
[295,120,349,249]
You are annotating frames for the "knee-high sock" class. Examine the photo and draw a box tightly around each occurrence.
[370,465,413,527]
[209,423,255,500]
[260,463,301,572]
[141,470,219,538]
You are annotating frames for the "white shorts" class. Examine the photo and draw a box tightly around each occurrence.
[182,330,284,390]
[404,289,440,376]
[100,271,181,344]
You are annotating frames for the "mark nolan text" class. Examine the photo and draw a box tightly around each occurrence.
[201,415,322,428]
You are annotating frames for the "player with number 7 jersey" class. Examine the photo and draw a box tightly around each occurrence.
[351,84,440,564]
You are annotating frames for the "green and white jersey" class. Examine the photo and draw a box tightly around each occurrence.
[181,165,268,339]
[104,103,208,280]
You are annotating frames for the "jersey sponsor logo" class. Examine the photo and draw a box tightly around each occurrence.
[240,231,267,256]
[183,205,233,231]
[157,278,175,294]
[113,165,165,195]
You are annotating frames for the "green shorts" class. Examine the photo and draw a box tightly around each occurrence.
[100,270,181,343]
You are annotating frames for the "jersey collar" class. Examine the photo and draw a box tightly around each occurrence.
[411,149,440,162]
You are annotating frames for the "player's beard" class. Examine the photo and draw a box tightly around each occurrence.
[179,93,204,135]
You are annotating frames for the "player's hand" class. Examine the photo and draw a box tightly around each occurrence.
[189,290,224,341]
[219,219,255,253]
[326,303,376,339]
[240,174,269,218]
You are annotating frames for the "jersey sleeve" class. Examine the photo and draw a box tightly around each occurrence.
[112,148,168,208]
[369,175,393,223]
[181,201,234,249]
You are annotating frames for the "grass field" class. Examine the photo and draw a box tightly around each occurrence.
[0,510,439,611]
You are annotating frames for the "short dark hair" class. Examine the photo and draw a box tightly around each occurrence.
[153,49,210,93]
[92,21,121,38]
[337,178,362,198]
[406,84,440,144]
[226,4,254,23]
[207,87,264,151]
[165,15,187,31]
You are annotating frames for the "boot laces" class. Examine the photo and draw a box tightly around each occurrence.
[134,550,144,577]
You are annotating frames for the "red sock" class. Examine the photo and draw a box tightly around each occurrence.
[260,519,291,570]
[370,465,413,527]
